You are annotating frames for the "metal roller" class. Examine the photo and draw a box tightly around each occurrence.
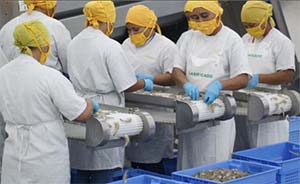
[234,89,300,122]
[64,104,155,148]
[125,86,182,124]
[176,94,237,130]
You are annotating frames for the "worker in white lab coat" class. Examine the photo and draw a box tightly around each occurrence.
[173,0,252,169]
[0,0,70,75]
[67,1,153,183]
[241,1,295,148]
[0,20,98,184]
[122,5,179,174]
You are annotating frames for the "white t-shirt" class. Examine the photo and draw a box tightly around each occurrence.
[122,33,179,76]
[242,28,295,89]
[174,26,252,80]
[0,11,71,73]
[67,27,137,106]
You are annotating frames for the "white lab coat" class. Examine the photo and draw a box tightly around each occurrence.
[174,26,251,169]
[0,54,87,184]
[67,27,137,170]
[122,33,179,163]
[0,10,71,73]
[0,48,8,68]
[242,28,295,148]
[0,48,7,181]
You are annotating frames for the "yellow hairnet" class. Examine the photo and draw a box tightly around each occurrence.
[241,0,275,27]
[13,20,50,56]
[126,5,161,34]
[24,0,57,14]
[184,0,223,16]
[83,1,116,29]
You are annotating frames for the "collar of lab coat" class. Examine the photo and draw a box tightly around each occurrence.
[23,10,48,18]
[18,53,41,65]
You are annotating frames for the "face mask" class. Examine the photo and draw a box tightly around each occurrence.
[246,18,267,39]
[129,27,154,47]
[39,48,50,64]
[188,17,220,35]
[105,23,114,36]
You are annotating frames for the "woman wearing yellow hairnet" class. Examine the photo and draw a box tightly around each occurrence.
[67,1,153,183]
[0,0,71,75]
[0,20,97,184]
[241,1,295,147]
[173,1,252,169]
[122,5,179,173]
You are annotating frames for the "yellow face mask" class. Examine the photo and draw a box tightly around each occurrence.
[246,18,267,39]
[188,17,220,35]
[129,27,154,47]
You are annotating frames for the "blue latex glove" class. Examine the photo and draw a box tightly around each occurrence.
[183,82,199,100]
[247,74,259,89]
[203,80,223,104]
[136,73,154,81]
[91,99,100,114]
[143,79,154,91]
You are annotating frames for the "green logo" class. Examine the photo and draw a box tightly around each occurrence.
[189,71,213,78]
[248,53,263,58]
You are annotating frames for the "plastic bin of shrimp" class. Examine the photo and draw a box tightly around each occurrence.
[233,142,300,184]
[110,174,188,184]
[289,116,300,144]
[172,159,279,184]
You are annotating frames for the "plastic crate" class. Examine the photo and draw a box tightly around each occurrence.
[172,159,279,184]
[110,174,187,184]
[113,168,173,181]
[289,116,300,144]
[128,168,172,179]
[233,142,300,184]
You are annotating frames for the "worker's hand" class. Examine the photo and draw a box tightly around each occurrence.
[136,73,154,81]
[203,80,223,104]
[247,74,259,89]
[183,82,199,100]
[143,79,154,91]
[91,99,100,114]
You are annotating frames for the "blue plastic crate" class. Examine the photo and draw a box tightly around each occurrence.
[289,116,300,144]
[127,168,172,179]
[233,142,300,184]
[113,168,173,181]
[110,174,187,184]
[172,159,279,184]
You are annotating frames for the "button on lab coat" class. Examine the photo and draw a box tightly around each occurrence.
[0,11,71,73]
[67,27,137,170]
[0,54,87,184]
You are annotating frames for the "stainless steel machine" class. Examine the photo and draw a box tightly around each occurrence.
[64,104,155,149]
[125,86,237,131]
[234,89,300,124]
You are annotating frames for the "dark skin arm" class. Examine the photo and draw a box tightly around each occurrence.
[125,80,146,92]
[154,72,176,86]
[173,67,249,90]
[221,74,249,90]
[258,70,294,85]
[75,99,93,121]
[172,67,188,88]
